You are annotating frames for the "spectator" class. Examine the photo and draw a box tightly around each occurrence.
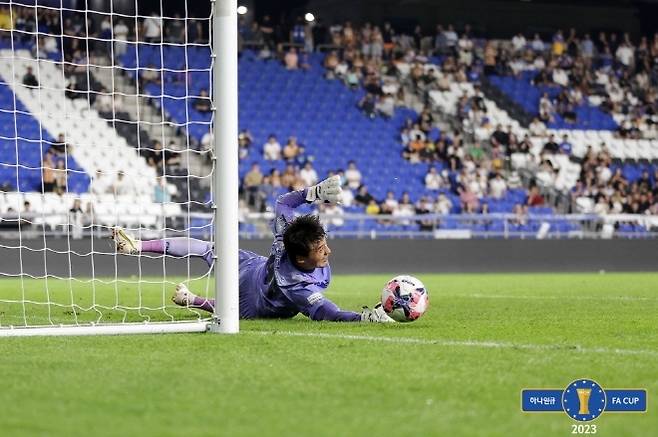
[380,191,398,214]
[559,135,573,156]
[42,151,56,192]
[527,185,545,206]
[340,184,354,206]
[366,198,381,215]
[243,163,263,207]
[320,202,345,227]
[95,87,114,113]
[542,134,560,154]
[415,196,435,231]
[282,136,302,162]
[458,184,479,213]
[299,161,318,187]
[354,185,375,206]
[269,169,282,188]
[511,203,528,226]
[389,192,412,225]
[528,117,547,137]
[88,169,109,195]
[54,160,67,191]
[511,33,526,52]
[435,192,453,215]
[112,171,132,196]
[69,198,84,239]
[358,93,377,118]
[531,34,544,52]
[344,161,362,190]
[375,93,395,118]
[194,89,212,113]
[143,13,162,43]
[263,134,282,161]
[154,176,172,203]
[284,47,299,70]
[50,133,71,156]
[22,66,38,87]
[280,164,297,189]
[167,13,185,43]
[424,166,444,190]
[489,172,507,199]
[113,19,129,59]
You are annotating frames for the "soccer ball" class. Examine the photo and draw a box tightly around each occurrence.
[381,275,429,322]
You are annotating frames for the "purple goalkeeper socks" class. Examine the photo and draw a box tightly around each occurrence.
[192,296,215,313]
[141,238,213,258]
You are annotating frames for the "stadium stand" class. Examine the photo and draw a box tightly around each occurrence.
[1,5,658,238]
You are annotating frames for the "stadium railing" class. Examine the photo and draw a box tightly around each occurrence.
[1,212,655,240]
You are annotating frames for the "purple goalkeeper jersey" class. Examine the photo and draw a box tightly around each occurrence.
[238,189,360,322]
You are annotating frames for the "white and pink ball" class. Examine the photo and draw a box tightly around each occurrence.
[381,275,429,322]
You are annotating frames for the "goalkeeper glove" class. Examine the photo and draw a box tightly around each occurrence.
[360,303,396,323]
[305,175,342,204]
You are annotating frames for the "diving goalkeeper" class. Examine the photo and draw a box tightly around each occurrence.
[112,176,394,323]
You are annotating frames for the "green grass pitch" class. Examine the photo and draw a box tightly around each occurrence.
[0,273,657,437]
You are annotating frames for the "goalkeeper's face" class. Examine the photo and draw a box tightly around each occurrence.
[302,238,332,268]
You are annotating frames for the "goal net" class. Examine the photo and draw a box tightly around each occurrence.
[0,0,233,335]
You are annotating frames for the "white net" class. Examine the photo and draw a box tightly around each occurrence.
[0,0,216,330]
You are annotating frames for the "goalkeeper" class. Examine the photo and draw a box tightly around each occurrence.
[112,176,393,323]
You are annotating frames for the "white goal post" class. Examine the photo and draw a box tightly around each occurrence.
[0,0,239,336]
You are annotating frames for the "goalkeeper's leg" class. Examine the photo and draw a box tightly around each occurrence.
[112,227,214,266]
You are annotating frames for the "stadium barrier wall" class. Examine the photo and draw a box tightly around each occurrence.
[0,237,655,276]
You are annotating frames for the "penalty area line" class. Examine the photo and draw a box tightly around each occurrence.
[246,330,658,357]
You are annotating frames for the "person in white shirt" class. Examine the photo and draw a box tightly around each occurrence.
[113,20,129,59]
[596,164,612,184]
[512,33,526,52]
[434,193,453,215]
[535,162,556,189]
[528,117,547,137]
[299,162,318,187]
[392,192,415,225]
[340,186,354,206]
[531,34,544,52]
[200,130,212,151]
[424,167,443,190]
[380,191,398,214]
[263,135,281,160]
[344,161,362,190]
[593,195,609,216]
[552,68,569,87]
[143,14,162,43]
[112,171,133,196]
[95,87,114,113]
[408,123,426,142]
[488,172,507,199]
[443,25,458,50]
[89,169,109,196]
[615,43,634,67]
[320,203,345,227]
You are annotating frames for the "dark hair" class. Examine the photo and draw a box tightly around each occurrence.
[283,214,326,260]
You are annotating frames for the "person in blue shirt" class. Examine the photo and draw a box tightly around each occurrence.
[112,176,393,323]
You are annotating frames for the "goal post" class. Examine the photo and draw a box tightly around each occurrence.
[211,0,240,334]
[0,0,239,336]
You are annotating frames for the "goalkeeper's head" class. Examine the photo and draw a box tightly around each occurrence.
[283,214,331,270]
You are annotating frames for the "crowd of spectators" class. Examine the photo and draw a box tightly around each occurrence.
[3,5,658,226]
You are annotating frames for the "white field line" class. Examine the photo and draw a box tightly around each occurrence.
[247,330,658,357]
[455,294,658,302]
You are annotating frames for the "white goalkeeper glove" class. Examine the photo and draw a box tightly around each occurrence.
[360,303,396,323]
[305,175,342,204]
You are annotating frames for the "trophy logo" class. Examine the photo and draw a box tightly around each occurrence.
[577,389,591,415]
